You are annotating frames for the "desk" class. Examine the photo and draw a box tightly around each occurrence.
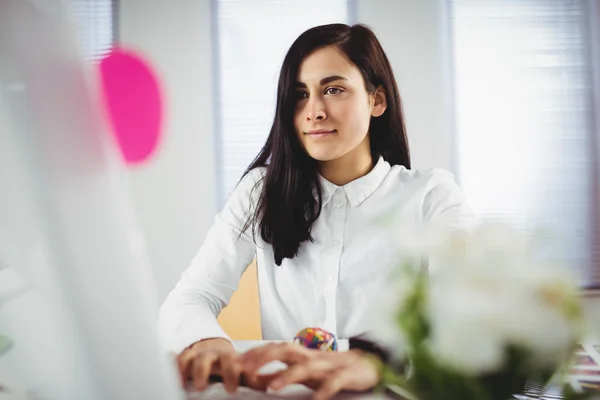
[186,340,393,400]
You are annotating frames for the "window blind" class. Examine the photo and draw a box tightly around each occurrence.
[70,0,114,61]
[450,0,598,287]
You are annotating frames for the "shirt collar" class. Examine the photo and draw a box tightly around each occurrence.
[318,156,391,208]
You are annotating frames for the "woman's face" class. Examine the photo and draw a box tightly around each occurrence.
[293,45,386,163]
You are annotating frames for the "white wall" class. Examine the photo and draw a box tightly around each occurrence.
[590,0,600,288]
[118,0,216,301]
[355,0,455,172]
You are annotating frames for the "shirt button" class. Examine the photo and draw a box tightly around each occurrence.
[332,240,340,246]
[335,202,345,208]
[327,277,335,283]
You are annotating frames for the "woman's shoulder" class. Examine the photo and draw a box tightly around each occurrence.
[386,164,471,226]
[239,166,267,189]
[217,167,266,236]
[388,164,458,192]
[227,166,266,205]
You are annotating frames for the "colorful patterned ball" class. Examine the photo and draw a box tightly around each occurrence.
[293,327,338,352]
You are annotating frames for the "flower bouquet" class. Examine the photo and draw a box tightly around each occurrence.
[381,223,591,400]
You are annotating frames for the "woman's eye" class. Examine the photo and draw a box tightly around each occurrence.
[296,91,308,100]
[325,87,343,95]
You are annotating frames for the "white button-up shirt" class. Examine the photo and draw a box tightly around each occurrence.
[158,157,471,353]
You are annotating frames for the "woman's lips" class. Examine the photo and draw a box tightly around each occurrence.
[306,129,336,138]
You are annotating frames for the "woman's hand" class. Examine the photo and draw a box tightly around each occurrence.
[176,338,242,393]
[238,342,382,400]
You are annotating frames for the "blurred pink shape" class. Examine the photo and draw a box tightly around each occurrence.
[99,48,163,165]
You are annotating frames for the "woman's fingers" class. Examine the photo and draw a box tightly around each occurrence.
[267,358,334,390]
[243,371,282,391]
[175,339,241,392]
[177,347,199,387]
[218,351,244,393]
[191,351,220,391]
[314,353,381,399]
[252,349,381,399]
[314,369,351,400]
[239,342,312,374]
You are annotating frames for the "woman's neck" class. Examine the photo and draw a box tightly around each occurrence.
[318,145,374,186]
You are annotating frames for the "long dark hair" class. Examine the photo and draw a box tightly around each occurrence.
[242,23,410,266]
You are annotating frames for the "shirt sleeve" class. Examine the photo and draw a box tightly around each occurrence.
[422,169,474,274]
[157,168,264,354]
[422,169,473,231]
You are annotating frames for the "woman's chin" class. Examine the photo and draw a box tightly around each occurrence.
[307,152,341,162]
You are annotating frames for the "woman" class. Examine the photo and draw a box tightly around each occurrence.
[158,23,470,394]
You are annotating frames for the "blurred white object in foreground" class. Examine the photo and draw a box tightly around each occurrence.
[0,0,181,399]
[399,222,584,375]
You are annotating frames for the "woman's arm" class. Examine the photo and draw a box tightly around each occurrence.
[422,169,473,231]
[157,168,264,354]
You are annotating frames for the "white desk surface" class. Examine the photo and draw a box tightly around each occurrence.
[186,340,392,400]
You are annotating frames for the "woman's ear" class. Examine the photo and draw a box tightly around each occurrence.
[371,86,387,117]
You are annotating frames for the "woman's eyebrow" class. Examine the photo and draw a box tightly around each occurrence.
[295,75,349,88]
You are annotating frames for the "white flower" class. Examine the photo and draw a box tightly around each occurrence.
[427,285,507,374]
[396,222,582,375]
